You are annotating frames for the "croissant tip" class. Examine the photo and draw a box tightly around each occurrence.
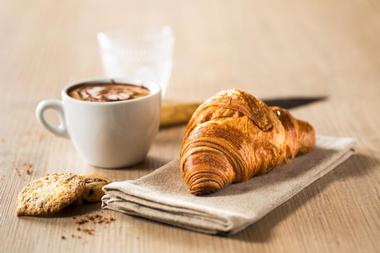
[190,188,218,196]
[182,152,233,196]
[189,179,225,195]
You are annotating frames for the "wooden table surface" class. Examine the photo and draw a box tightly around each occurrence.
[1,0,379,252]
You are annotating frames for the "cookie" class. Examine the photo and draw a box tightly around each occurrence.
[16,173,85,216]
[80,175,111,203]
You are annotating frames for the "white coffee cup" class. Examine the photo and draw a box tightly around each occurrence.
[36,78,161,168]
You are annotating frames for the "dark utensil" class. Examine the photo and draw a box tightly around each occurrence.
[263,96,327,109]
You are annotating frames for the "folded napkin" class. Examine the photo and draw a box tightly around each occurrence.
[102,135,355,235]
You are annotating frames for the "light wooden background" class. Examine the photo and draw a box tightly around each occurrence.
[1,0,379,252]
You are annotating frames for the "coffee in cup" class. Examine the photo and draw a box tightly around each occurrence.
[68,81,150,102]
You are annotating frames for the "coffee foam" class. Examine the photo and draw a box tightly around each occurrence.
[69,83,149,102]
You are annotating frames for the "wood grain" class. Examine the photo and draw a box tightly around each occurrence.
[0,0,379,252]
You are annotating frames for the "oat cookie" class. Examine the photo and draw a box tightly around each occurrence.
[16,173,85,216]
[80,175,111,203]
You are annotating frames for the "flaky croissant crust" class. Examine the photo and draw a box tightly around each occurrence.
[180,89,315,195]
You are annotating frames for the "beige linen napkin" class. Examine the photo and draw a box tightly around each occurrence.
[102,135,355,235]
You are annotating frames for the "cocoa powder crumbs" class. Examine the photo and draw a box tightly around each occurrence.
[82,228,95,236]
[73,214,116,225]
[14,167,21,177]
[68,213,116,240]
[75,218,89,225]
[71,234,82,239]
[25,163,33,175]
[13,162,33,177]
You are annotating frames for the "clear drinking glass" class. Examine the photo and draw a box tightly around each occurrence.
[97,26,175,96]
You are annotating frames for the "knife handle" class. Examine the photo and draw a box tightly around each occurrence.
[160,102,200,128]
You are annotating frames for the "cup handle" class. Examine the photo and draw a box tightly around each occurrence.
[36,99,69,138]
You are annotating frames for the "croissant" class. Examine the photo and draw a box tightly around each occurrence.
[180,89,316,195]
